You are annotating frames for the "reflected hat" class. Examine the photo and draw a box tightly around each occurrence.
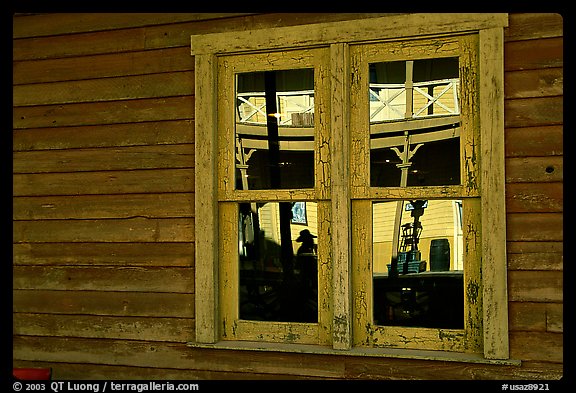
[296,229,317,242]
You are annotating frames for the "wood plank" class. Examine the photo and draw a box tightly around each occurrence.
[13,96,194,129]
[506,213,563,242]
[546,303,563,333]
[13,217,194,243]
[505,156,563,183]
[13,242,194,267]
[505,125,563,157]
[11,361,321,380]
[330,43,352,350]
[14,313,194,343]
[505,13,563,41]
[12,336,344,378]
[13,193,194,220]
[510,331,563,362]
[13,266,194,293]
[506,182,563,213]
[343,354,561,380]
[14,72,194,107]
[13,27,164,61]
[509,302,562,333]
[13,47,194,85]
[13,144,194,174]
[13,13,256,38]
[13,168,194,196]
[507,240,563,255]
[508,302,548,331]
[505,96,563,128]
[504,68,563,99]
[13,120,195,151]
[13,290,194,317]
[504,37,563,71]
[506,242,563,271]
[508,270,563,302]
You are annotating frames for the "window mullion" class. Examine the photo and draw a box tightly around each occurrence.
[330,43,353,350]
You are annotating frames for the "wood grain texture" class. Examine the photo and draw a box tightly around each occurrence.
[506,183,562,213]
[14,96,194,129]
[13,169,194,196]
[13,193,194,220]
[14,72,194,106]
[14,313,194,342]
[14,290,194,317]
[13,120,195,151]
[504,37,563,71]
[13,47,194,85]
[13,266,194,293]
[13,242,194,267]
[508,270,562,302]
[14,144,193,174]
[506,213,563,242]
[13,13,256,38]
[505,13,563,41]
[505,126,562,157]
[13,218,194,243]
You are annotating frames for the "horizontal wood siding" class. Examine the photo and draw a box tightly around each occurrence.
[503,12,563,375]
[13,12,563,380]
[12,12,199,379]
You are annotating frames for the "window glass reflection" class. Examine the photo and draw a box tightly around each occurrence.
[239,201,318,323]
[369,58,461,187]
[235,69,315,190]
[372,200,464,328]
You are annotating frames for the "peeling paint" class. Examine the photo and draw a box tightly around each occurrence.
[467,280,480,305]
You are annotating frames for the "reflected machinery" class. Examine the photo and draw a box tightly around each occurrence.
[388,200,427,276]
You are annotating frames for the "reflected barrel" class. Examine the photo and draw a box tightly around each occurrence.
[430,238,450,271]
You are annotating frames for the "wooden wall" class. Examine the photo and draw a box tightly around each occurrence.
[503,13,563,372]
[13,13,563,380]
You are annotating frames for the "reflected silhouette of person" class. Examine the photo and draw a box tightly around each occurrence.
[296,229,318,321]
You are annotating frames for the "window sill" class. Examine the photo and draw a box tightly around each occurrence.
[187,340,521,366]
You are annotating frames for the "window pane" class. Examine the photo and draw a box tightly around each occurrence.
[369,58,461,187]
[372,199,464,328]
[235,69,315,190]
[239,201,318,323]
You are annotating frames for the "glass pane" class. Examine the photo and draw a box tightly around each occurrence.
[235,69,315,190]
[372,199,464,328]
[239,201,318,323]
[369,58,461,187]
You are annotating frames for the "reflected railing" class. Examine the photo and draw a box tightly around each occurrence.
[369,78,460,122]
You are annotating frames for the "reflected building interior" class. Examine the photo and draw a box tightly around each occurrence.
[235,69,318,323]
[232,60,466,328]
[369,58,465,329]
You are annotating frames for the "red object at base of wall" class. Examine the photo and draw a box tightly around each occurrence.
[13,368,52,380]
